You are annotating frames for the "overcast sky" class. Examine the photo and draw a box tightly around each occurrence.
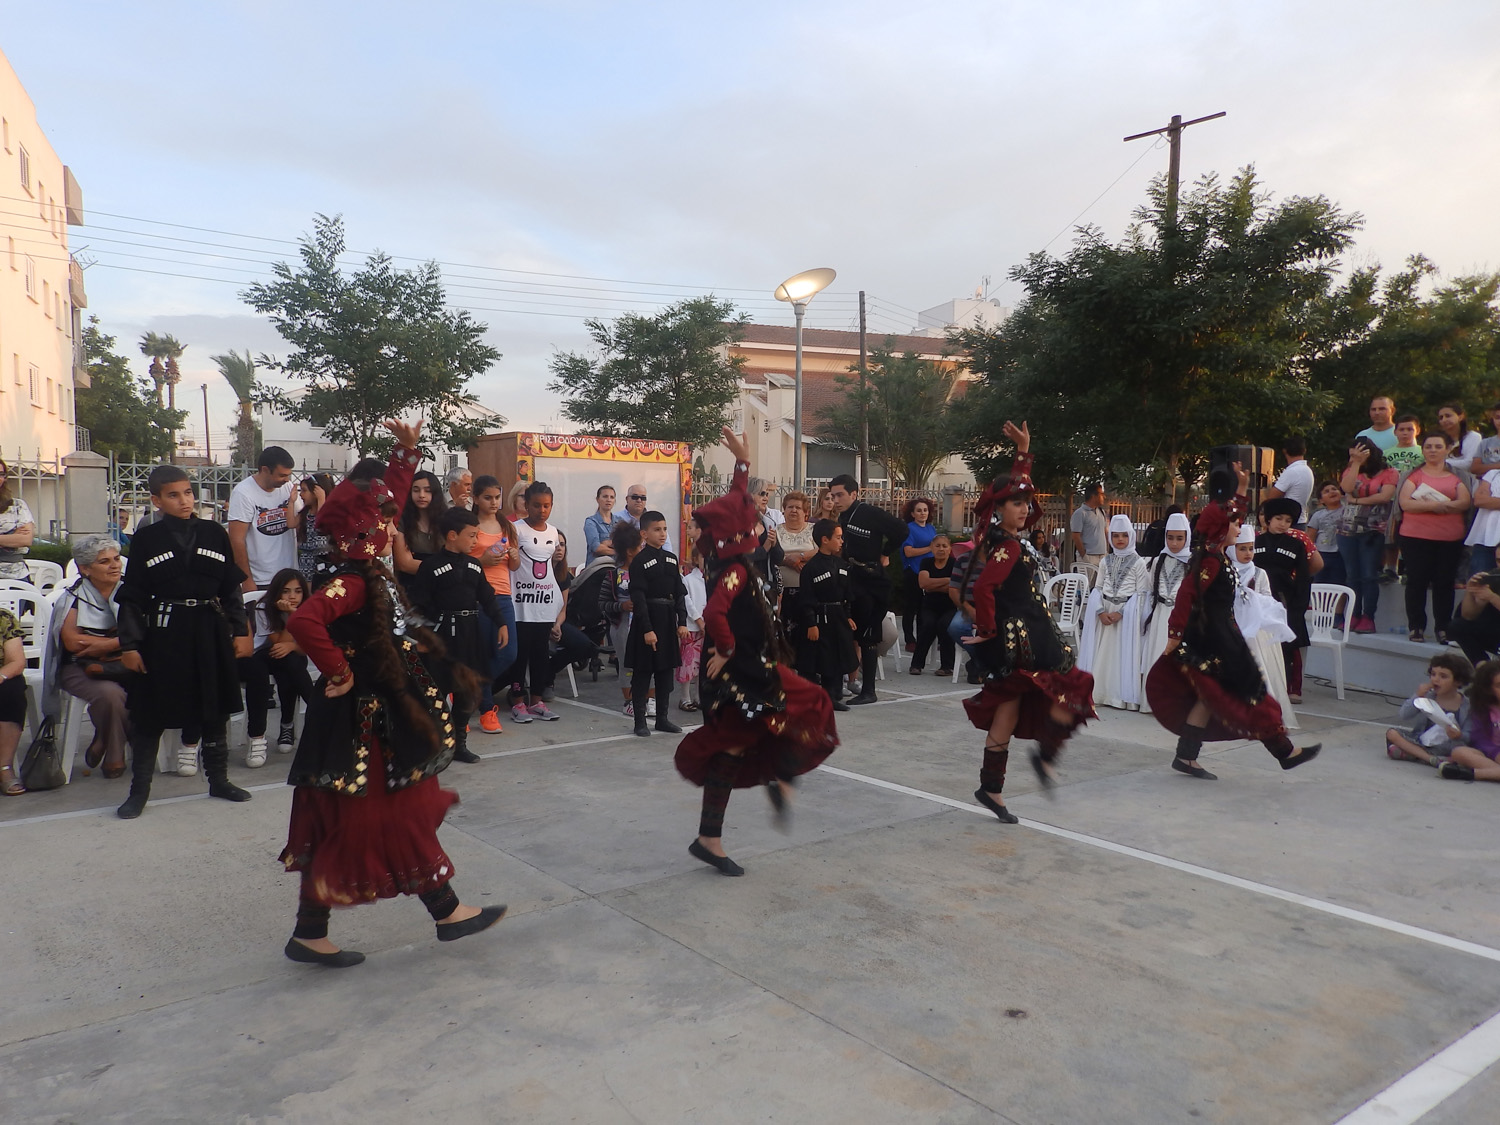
[4,1,1497,450]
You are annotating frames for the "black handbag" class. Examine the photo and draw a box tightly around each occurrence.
[20,717,65,790]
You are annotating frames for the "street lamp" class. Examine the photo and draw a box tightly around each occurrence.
[774,267,836,488]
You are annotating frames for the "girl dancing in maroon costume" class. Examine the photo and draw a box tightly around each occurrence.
[962,421,1096,823]
[1144,467,1321,779]
[279,419,505,968]
[674,428,839,876]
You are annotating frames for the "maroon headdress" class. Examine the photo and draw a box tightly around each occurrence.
[693,484,759,559]
[315,477,394,560]
[973,466,1041,540]
[1194,500,1235,545]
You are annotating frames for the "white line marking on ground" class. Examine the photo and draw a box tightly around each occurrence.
[819,763,1500,964]
[557,696,639,719]
[1335,1008,1500,1125]
[0,781,288,827]
[1298,709,1395,729]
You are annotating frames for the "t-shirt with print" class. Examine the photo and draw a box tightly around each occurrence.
[1474,435,1500,474]
[229,476,297,587]
[1306,506,1342,553]
[1385,444,1424,473]
[511,520,562,623]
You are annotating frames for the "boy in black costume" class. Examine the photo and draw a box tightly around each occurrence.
[413,507,500,764]
[1255,497,1313,704]
[797,520,858,712]
[627,510,689,737]
[116,465,253,819]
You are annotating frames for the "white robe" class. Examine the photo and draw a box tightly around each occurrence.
[1078,550,1148,709]
[1235,565,1300,730]
[1137,554,1189,715]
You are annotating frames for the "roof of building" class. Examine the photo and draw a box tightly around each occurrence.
[733,322,953,357]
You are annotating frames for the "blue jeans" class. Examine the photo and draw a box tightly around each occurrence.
[1318,551,1346,590]
[1469,544,1497,581]
[479,594,519,712]
[1338,531,1385,620]
[948,613,988,676]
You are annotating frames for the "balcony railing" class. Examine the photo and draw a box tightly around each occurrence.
[74,426,91,452]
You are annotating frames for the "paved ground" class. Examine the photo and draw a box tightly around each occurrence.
[3,662,1497,1124]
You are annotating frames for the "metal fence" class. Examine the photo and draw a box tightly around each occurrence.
[0,452,66,541]
[108,457,338,536]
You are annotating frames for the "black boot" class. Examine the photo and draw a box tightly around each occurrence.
[203,740,253,802]
[116,733,157,820]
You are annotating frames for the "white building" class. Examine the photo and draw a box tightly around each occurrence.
[0,48,86,462]
[911,297,1010,338]
[261,392,502,474]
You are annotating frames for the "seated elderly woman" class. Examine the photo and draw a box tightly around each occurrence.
[53,536,128,778]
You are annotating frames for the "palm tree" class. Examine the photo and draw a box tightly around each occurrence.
[160,334,186,413]
[139,331,169,406]
[212,349,259,466]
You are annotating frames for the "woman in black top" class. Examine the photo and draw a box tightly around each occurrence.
[910,533,957,674]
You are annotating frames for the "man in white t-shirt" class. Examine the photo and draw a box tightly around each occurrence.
[1264,436,1315,526]
[228,446,299,590]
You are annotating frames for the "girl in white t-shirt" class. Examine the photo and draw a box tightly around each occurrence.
[509,482,565,722]
[677,539,707,712]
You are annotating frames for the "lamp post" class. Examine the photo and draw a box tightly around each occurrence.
[774,267,836,489]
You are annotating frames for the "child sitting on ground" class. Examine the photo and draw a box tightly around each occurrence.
[1387,650,1474,767]
[1439,657,1500,782]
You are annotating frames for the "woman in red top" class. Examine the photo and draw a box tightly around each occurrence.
[960,421,1095,822]
[1145,467,1322,779]
[1398,431,1472,643]
[278,419,505,968]
[673,428,838,876]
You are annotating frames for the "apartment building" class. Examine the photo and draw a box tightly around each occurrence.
[0,47,86,463]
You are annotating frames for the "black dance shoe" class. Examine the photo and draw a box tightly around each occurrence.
[436,904,508,942]
[654,718,684,734]
[847,692,878,706]
[767,780,792,833]
[1030,751,1056,794]
[116,792,149,820]
[452,746,481,764]
[1171,758,1218,780]
[208,779,253,802]
[973,788,1019,823]
[689,838,745,876]
[284,938,366,968]
[633,720,651,737]
[1280,743,1322,771]
[831,700,850,712]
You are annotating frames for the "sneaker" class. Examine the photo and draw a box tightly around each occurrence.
[510,704,535,724]
[936,668,954,677]
[277,724,297,753]
[246,737,268,768]
[623,700,634,718]
[1378,569,1399,585]
[479,708,503,733]
[177,742,200,777]
[647,697,657,718]
[1353,616,1377,635]
[529,702,560,721]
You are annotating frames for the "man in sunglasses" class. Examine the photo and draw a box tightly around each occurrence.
[621,484,674,555]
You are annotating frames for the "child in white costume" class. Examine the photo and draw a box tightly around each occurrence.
[1138,512,1193,714]
[1229,524,1299,730]
[1079,514,1147,709]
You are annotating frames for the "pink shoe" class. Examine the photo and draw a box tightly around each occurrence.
[1354,615,1377,634]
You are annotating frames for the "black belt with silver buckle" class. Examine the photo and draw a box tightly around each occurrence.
[156,597,220,608]
[442,609,478,618]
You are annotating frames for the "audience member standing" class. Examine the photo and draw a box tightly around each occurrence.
[1069,484,1109,576]
[1306,481,1347,588]
[1399,432,1472,644]
[446,467,473,510]
[776,491,816,623]
[1385,415,1425,474]
[1357,396,1398,452]
[1465,465,1500,577]
[1338,437,1399,634]
[831,473,908,704]
[621,482,675,554]
[898,497,938,650]
[229,446,299,590]
[584,485,618,559]
[295,474,335,583]
[470,475,520,731]
[1439,404,1482,475]
[1467,402,1500,479]
[391,470,446,587]
[1264,437,1315,526]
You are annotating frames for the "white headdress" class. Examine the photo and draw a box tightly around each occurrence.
[1108,513,1138,556]
[1164,512,1193,562]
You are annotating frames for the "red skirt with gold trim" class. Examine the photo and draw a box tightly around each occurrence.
[963,666,1096,739]
[1145,654,1286,742]
[675,665,839,789]
[280,738,459,906]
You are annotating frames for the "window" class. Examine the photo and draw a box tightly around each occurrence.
[28,364,41,405]
[1,117,9,153]
[6,236,13,269]
[23,255,36,299]
[46,377,55,413]
[18,144,29,192]
[43,280,52,316]
[12,353,20,386]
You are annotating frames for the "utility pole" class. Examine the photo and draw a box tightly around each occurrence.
[1123,111,1225,227]
[201,384,212,462]
[858,290,868,489]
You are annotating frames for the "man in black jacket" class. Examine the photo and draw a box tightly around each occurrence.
[830,474,907,704]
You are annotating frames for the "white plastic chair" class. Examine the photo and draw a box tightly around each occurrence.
[0,588,57,735]
[1307,583,1355,700]
[1070,561,1099,589]
[876,611,902,679]
[25,560,64,593]
[0,578,38,593]
[1045,573,1089,641]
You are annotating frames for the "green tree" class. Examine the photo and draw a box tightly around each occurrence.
[548,297,747,449]
[212,348,260,465]
[814,346,958,488]
[243,214,503,457]
[1307,258,1500,466]
[953,167,1358,495]
[78,317,186,461]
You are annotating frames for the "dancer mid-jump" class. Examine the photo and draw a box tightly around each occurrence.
[1144,466,1321,779]
[674,428,839,875]
[962,421,1096,822]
